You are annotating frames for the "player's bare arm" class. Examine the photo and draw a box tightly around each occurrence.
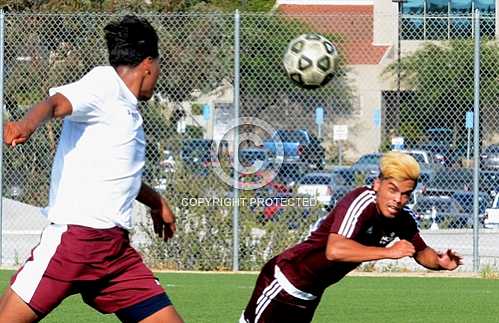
[3,93,72,147]
[414,247,462,271]
[326,233,415,262]
[136,182,176,241]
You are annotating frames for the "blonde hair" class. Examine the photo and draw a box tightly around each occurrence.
[379,152,420,182]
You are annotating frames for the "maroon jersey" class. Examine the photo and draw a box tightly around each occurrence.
[276,186,427,296]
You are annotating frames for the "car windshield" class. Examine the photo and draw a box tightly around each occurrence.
[452,193,490,213]
[419,144,450,154]
[429,169,473,190]
[414,198,463,213]
[332,170,356,186]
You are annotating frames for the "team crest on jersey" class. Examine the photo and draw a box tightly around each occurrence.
[379,232,396,246]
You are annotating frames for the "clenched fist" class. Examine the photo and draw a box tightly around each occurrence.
[387,239,415,259]
[4,121,32,147]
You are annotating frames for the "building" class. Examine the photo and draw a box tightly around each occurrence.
[277,0,497,160]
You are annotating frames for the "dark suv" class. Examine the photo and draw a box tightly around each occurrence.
[263,129,325,170]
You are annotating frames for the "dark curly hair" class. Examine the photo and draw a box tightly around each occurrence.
[104,15,159,67]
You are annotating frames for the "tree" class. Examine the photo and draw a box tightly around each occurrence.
[239,15,354,121]
[0,0,275,13]
[383,40,499,146]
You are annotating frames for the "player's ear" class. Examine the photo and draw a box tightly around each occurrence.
[139,57,154,74]
[373,178,381,192]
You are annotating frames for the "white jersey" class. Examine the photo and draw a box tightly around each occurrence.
[45,66,145,230]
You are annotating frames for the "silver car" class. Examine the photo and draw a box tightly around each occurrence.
[481,145,499,170]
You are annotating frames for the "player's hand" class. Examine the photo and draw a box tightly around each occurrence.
[437,249,462,271]
[3,121,32,147]
[387,240,416,259]
[150,197,176,241]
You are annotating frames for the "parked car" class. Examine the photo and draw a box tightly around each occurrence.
[480,144,499,170]
[480,170,499,198]
[274,161,306,186]
[426,168,473,191]
[324,168,357,212]
[451,191,490,225]
[412,195,471,229]
[416,143,454,167]
[395,149,433,166]
[239,147,270,168]
[331,168,356,188]
[451,191,491,213]
[396,148,436,174]
[263,129,325,169]
[428,169,499,198]
[253,192,311,230]
[296,172,335,205]
[255,193,290,223]
[484,193,499,229]
[350,153,381,178]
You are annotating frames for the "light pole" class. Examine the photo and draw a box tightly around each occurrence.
[392,0,406,136]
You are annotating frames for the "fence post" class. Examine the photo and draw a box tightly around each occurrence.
[0,9,5,266]
[232,10,241,272]
[472,9,481,273]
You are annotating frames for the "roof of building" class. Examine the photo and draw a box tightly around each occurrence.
[278,4,389,65]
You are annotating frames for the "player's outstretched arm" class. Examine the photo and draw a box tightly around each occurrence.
[326,233,416,263]
[3,93,72,147]
[136,182,176,241]
[414,247,462,271]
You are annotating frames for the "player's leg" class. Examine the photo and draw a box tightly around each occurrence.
[139,306,183,323]
[0,287,39,322]
[252,292,319,323]
[241,257,278,322]
[0,224,75,322]
[241,258,321,323]
[115,293,183,323]
[0,285,11,310]
[81,240,184,323]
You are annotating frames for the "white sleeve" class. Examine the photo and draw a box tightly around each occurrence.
[48,68,116,123]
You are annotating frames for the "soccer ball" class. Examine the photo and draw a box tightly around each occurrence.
[283,33,338,88]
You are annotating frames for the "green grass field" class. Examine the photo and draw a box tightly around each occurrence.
[1,270,499,322]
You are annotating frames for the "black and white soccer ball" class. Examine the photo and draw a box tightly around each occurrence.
[283,33,338,88]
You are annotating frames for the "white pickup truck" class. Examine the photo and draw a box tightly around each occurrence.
[484,193,499,229]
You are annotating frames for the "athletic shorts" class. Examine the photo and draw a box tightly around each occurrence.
[10,223,169,318]
[241,257,321,323]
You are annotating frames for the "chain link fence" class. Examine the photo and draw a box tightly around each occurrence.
[1,11,498,272]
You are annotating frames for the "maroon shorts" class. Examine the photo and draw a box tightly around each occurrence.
[10,224,165,316]
[241,257,321,323]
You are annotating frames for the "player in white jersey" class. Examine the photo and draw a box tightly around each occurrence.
[1,15,183,322]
